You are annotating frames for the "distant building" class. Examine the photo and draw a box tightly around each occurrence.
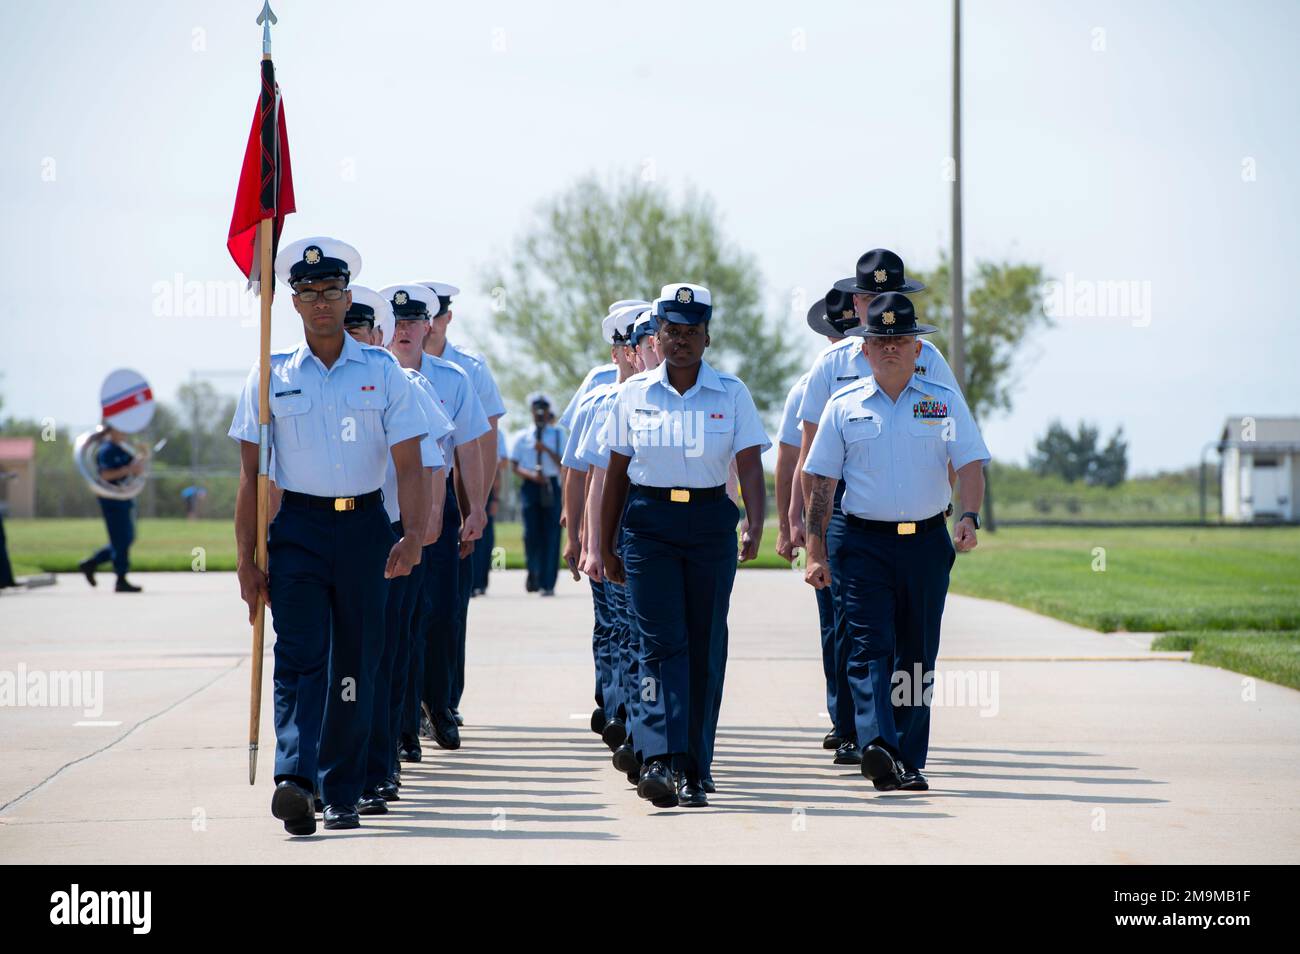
[1218,416,1300,522]
[0,437,36,518]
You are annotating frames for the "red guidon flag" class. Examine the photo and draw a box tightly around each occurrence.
[227,56,295,290]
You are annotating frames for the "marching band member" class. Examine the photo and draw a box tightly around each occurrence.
[78,426,144,593]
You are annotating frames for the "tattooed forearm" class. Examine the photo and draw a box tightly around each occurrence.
[806,477,833,541]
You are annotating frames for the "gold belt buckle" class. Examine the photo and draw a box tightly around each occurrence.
[334,497,356,512]
[669,488,690,503]
[897,521,916,535]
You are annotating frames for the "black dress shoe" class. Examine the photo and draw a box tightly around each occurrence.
[899,767,930,791]
[860,744,903,791]
[700,776,716,794]
[451,709,464,727]
[834,740,862,765]
[525,573,537,592]
[114,577,142,593]
[314,797,323,814]
[626,768,640,785]
[376,780,400,802]
[601,718,627,750]
[357,791,389,815]
[323,804,360,830]
[611,742,639,774]
[432,710,461,750]
[271,780,316,836]
[419,710,434,740]
[637,761,675,803]
[398,734,422,762]
[822,730,843,750]
[590,707,606,735]
[78,559,97,587]
[677,775,708,808]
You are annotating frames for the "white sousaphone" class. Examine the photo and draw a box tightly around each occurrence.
[73,368,164,501]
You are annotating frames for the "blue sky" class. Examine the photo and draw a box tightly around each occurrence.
[2,0,1297,473]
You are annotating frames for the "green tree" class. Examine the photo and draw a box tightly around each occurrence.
[480,173,801,413]
[910,255,1051,423]
[1090,426,1129,488]
[1029,419,1128,487]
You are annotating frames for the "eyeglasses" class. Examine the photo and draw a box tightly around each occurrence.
[294,288,346,302]
[866,335,916,347]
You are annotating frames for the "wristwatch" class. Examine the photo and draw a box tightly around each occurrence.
[959,511,981,530]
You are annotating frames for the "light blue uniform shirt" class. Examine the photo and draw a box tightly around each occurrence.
[407,370,457,464]
[601,360,771,488]
[804,374,989,521]
[797,337,958,427]
[560,385,609,472]
[418,352,491,457]
[381,368,453,522]
[559,363,617,431]
[779,372,811,449]
[510,424,567,478]
[441,340,507,420]
[228,335,428,498]
[581,372,652,469]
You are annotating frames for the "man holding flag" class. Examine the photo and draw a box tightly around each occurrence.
[226,8,431,835]
[229,237,431,833]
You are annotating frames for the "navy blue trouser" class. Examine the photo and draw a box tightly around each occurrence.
[823,481,856,741]
[839,521,954,771]
[520,478,561,592]
[90,498,135,576]
[412,479,461,731]
[450,549,473,710]
[365,519,425,790]
[267,498,393,805]
[613,528,642,753]
[590,578,614,713]
[622,491,738,780]
[815,585,837,719]
[471,493,495,592]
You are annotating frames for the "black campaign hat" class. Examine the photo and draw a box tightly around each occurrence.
[833,248,925,296]
[845,292,937,338]
[806,288,859,337]
[806,288,858,337]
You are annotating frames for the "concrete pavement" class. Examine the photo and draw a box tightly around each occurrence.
[1,568,1297,863]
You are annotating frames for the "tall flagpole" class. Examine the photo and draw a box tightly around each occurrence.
[950,0,965,393]
[249,0,278,786]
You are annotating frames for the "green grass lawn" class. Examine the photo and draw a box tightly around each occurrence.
[947,526,1300,633]
[3,517,795,576]
[7,519,1298,687]
[1150,631,1300,689]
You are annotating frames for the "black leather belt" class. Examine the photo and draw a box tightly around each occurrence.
[845,512,946,536]
[631,484,727,504]
[282,489,384,512]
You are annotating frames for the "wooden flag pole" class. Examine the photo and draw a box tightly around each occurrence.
[249,210,273,785]
[249,5,278,785]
